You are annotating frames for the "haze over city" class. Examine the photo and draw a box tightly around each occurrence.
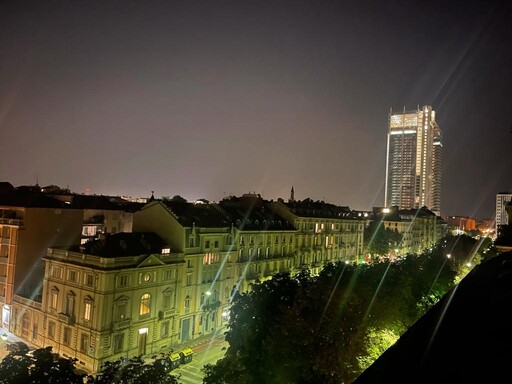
[1,0,511,219]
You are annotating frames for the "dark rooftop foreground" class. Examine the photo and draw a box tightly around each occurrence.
[353,250,512,384]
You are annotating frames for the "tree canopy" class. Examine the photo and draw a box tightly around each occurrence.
[0,347,180,384]
[363,219,402,257]
[203,234,491,383]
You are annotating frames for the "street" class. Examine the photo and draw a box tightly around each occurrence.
[172,337,228,384]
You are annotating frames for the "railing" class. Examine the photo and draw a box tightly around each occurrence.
[112,318,131,330]
[0,218,23,226]
[163,308,178,318]
[0,257,7,264]
[13,295,42,310]
[58,313,76,325]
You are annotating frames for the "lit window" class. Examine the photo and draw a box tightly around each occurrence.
[84,301,92,321]
[139,293,151,316]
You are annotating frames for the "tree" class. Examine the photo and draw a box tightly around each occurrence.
[86,353,180,384]
[364,220,401,257]
[203,243,462,384]
[0,347,181,384]
[0,346,85,384]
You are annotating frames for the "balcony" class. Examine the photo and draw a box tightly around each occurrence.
[112,318,132,330]
[58,313,76,325]
[163,308,178,318]
[0,257,8,264]
[0,276,6,283]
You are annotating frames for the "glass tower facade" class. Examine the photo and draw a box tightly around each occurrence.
[385,105,442,216]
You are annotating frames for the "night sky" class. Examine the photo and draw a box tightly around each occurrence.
[1,0,511,219]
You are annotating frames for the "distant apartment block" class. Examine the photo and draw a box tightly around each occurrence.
[496,192,512,234]
[443,215,476,234]
[378,206,443,256]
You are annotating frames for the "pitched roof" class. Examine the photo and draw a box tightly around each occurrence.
[283,199,352,218]
[0,191,69,208]
[79,232,169,257]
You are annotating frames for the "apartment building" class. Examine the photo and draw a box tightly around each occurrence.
[380,206,443,256]
[0,191,83,331]
[269,198,365,271]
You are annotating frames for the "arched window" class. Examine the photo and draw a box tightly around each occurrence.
[140,293,151,316]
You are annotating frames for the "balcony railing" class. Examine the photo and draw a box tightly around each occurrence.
[0,218,23,226]
[58,313,76,325]
[164,308,178,317]
[112,318,132,330]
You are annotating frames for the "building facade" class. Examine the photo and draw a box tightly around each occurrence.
[380,207,443,256]
[4,192,444,374]
[10,233,183,373]
[0,194,83,331]
[495,192,512,235]
[269,199,365,270]
[385,105,442,216]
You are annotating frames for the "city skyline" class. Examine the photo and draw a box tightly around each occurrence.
[1,1,511,220]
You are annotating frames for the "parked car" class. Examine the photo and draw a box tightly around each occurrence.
[179,348,193,364]
[5,341,29,354]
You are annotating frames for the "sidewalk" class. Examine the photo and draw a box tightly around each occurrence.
[0,327,38,361]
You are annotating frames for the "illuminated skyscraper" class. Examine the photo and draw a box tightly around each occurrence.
[496,192,512,233]
[385,105,442,216]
